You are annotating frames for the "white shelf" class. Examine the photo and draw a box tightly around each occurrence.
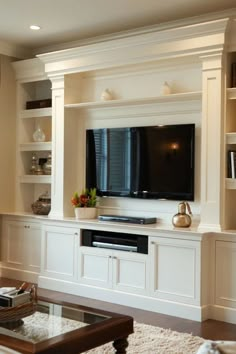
[227,88,236,100]
[226,178,236,189]
[226,132,236,144]
[19,142,52,152]
[19,175,51,184]
[64,91,202,110]
[20,107,52,119]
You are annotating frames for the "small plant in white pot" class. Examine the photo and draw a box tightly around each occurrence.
[71,188,97,219]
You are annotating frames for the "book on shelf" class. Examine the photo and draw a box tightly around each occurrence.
[228,150,236,178]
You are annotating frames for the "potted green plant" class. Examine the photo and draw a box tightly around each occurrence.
[71,188,97,219]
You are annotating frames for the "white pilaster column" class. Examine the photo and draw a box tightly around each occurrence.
[49,75,65,218]
[198,52,225,231]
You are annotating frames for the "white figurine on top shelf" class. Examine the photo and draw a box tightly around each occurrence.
[161,81,171,95]
[101,89,113,101]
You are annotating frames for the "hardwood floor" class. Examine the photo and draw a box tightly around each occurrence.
[1,277,236,342]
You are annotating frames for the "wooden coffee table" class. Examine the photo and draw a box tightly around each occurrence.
[0,296,133,354]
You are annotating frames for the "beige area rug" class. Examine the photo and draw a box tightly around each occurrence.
[86,321,205,354]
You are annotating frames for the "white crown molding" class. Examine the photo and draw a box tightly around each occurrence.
[37,18,229,78]
[39,18,229,63]
[1,8,235,60]
[34,8,236,56]
[12,57,47,81]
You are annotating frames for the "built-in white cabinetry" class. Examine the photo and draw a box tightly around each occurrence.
[78,246,149,295]
[2,213,236,323]
[41,223,79,282]
[12,17,231,230]
[38,224,206,321]
[0,217,41,282]
[63,62,202,221]
[150,236,200,305]
[5,15,236,324]
[12,59,52,214]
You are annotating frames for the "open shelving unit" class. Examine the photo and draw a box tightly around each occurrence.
[224,52,236,228]
[19,175,52,184]
[12,60,53,213]
[19,142,52,152]
[64,91,202,110]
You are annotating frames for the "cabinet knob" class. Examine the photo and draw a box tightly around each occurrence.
[74,232,78,235]
[151,241,155,245]
[113,256,117,259]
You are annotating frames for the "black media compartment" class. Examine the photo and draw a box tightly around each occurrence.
[82,229,148,254]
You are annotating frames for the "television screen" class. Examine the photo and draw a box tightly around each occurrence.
[86,124,195,201]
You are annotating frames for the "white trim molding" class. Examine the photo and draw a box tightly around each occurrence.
[38,18,229,77]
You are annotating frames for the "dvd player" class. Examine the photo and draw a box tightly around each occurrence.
[98,215,157,225]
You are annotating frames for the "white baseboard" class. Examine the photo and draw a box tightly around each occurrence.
[209,305,236,324]
[201,304,211,321]
[38,276,203,321]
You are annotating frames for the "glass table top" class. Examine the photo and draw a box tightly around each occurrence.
[0,300,109,344]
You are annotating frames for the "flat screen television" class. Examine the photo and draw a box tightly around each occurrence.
[86,124,195,201]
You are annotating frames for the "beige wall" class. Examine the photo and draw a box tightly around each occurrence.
[0,55,16,212]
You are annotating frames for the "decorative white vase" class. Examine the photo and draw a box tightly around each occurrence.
[74,207,97,219]
[161,81,171,95]
[101,89,113,101]
[33,124,46,142]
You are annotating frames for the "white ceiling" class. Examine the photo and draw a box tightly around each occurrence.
[0,0,236,52]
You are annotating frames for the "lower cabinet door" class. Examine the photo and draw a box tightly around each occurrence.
[1,218,41,273]
[24,222,41,273]
[112,251,149,295]
[78,247,112,288]
[78,246,149,294]
[1,220,25,269]
[41,224,79,281]
[150,236,200,305]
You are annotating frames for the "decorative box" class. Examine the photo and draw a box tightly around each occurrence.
[26,98,52,110]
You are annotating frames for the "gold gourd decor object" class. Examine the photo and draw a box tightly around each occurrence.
[172,201,192,228]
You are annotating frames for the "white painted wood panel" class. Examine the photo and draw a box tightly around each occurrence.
[1,218,41,282]
[20,107,52,119]
[24,222,41,271]
[41,224,78,280]
[19,142,52,152]
[49,78,65,218]
[150,236,200,304]
[78,247,112,288]
[199,54,224,231]
[78,246,148,294]
[112,251,148,295]
[3,222,25,266]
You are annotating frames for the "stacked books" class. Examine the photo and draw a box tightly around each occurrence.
[228,150,236,178]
